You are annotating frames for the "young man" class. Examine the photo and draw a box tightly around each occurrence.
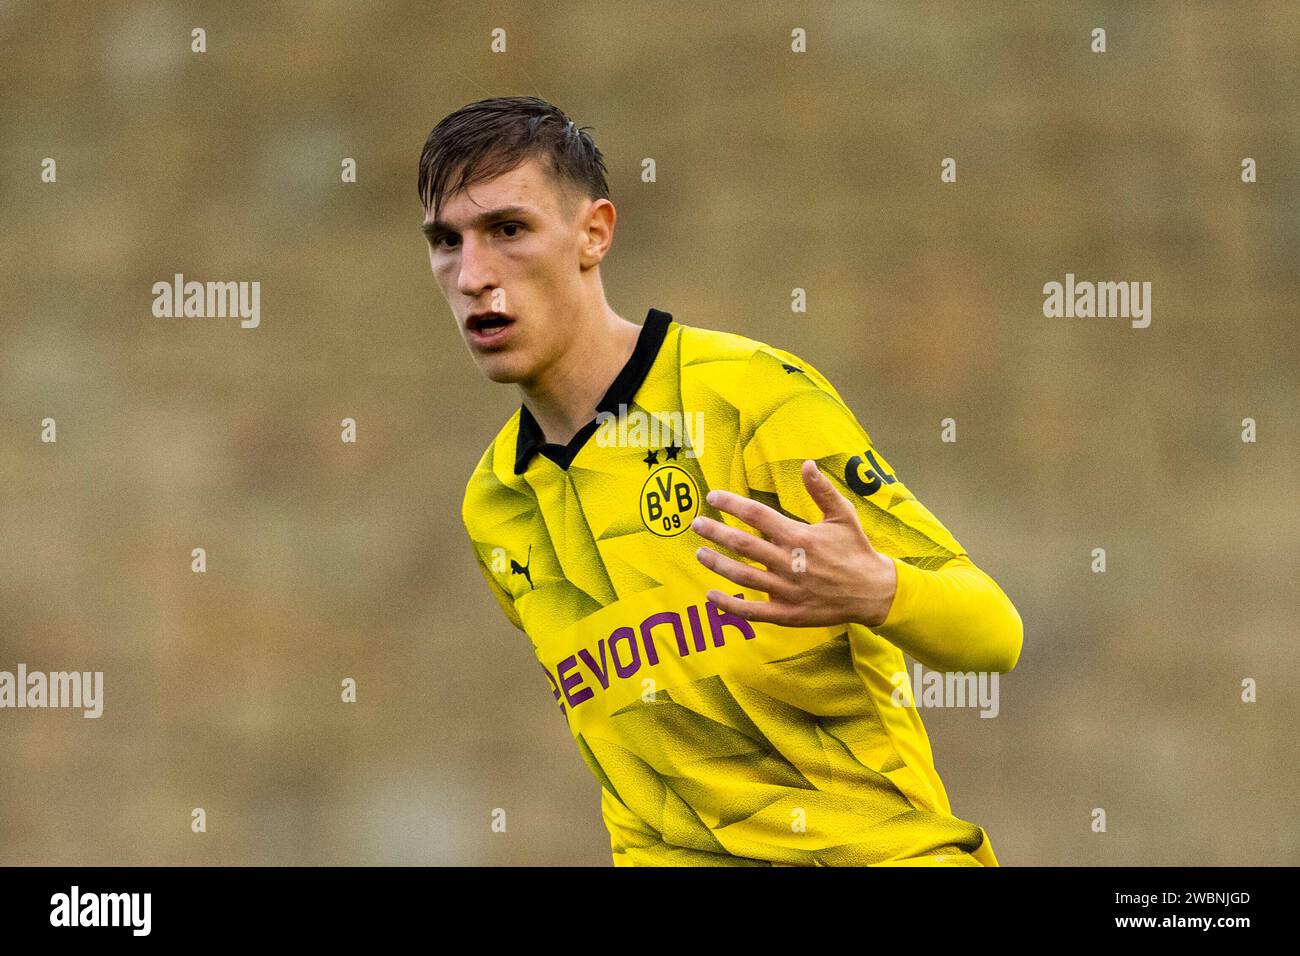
[419,96,1023,866]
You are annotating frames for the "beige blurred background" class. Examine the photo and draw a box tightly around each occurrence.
[1,0,1297,866]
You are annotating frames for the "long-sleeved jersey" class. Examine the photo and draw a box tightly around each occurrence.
[461,308,1022,865]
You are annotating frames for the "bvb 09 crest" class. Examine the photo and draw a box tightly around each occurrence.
[640,465,700,537]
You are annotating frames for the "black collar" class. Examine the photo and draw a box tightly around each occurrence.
[514,308,673,474]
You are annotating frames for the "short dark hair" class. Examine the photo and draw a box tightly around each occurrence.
[417,96,609,221]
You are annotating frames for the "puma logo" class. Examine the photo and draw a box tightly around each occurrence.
[510,545,534,590]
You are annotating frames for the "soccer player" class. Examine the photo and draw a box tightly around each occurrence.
[419,96,1023,866]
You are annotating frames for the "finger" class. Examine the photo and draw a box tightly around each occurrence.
[801,459,858,523]
[705,488,801,542]
[695,547,793,597]
[704,589,799,626]
[691,515,787,569]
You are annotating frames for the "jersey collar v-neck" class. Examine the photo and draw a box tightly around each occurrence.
[513,308,673,475]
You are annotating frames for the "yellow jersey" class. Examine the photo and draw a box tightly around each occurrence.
[461,308,1021,866]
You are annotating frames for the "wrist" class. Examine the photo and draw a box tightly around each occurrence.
[855,552,898,628]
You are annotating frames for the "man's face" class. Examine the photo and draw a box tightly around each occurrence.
[422,157,594,385]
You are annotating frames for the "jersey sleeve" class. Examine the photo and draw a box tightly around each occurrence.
[738,345,1022,673]
[877,551,1022,672]
[470,543,526,633]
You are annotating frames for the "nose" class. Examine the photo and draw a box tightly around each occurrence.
[456,232,497,299]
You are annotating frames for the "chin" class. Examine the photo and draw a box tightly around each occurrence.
[474,353,530,385]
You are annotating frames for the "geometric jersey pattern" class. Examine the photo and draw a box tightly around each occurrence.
[461,309,998,865]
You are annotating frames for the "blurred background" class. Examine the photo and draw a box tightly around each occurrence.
[1,0,1296,865]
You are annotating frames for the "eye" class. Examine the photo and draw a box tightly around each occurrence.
[433,233,460,251]
[497,222,523,238]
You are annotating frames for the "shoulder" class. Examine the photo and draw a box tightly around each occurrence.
[672,319,846,409]
[674,319,850,420]
[672,318,765,369]
[745,341,849,412]
[461,407,530,536]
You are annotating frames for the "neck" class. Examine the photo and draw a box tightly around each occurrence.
[521,305,641,446]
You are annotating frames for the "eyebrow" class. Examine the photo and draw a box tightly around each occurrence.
[421,205,533,240]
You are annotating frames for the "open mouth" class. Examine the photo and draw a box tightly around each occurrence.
[466,311,515,346]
